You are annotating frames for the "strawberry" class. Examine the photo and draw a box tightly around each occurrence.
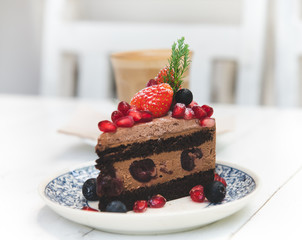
[130,83,173,118]
[146,79,157,87]
[155,67,174,84]
[155,67,181,91]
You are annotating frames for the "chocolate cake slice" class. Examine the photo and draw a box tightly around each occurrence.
[95,115,216,210]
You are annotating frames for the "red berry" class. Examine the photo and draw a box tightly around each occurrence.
[111,110,124,123]
[190,185,204,191]
[192,106,207,119]
[127,109,142,122]
[98,120,117,133]
[148,194,166,208]
[133,200,148,213]
[115,116,134,128]
[188,101,198,108]
[81,206,99,212]
[172,103,186,118]
[139,110,153,123]
[146,79,157,87]
[130,83,173,117]
[199,117,215,127]
[214,173,227,187]
[201,105,214,117]
[190,185,205,203]
[184,108,195,120]
[118,101,131,115]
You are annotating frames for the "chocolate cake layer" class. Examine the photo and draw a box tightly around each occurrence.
[96,128,215,165]
[98,169,215,211]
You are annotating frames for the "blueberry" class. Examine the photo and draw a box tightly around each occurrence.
[204,181,226,203]
[106,200,127,213]
[129,158,157,182]
[175,88,193,106]
[82,178,98,201]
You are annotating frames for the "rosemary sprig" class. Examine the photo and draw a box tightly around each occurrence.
[164,37,191,93]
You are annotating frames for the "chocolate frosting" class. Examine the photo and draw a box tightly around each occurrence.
[97,115,211,148]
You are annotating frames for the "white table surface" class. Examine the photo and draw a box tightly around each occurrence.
[1,94,302,239]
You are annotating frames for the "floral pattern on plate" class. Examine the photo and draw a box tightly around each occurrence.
[44,163,256,210]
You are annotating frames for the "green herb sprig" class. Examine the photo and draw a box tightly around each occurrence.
[164,37,191,94]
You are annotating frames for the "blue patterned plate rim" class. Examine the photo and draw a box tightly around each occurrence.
[39,161,260,216]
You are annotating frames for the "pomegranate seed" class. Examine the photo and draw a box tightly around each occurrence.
[184,108,195,120]
[118,101,131,115]
[214,173,227,187]
[81,206,99,212]
[98,120,117,133]
[189,185,205,203]
[133,200,148,213]
[127,109,142,122]
[192,106,207,119]
[199,117,215,127]
[188,101,198,108]
[201,105,214,117]
[190,185,203,192]
[139,110,153,123]
[115,116,134,128]
[172,103,186,118]
[146,79,157,87]
[148,194,166,208]
[111,110,124,123]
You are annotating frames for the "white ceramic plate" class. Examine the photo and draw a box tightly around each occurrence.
[39,161,259,235]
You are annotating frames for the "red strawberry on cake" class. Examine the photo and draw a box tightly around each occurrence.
[130,83,173,117]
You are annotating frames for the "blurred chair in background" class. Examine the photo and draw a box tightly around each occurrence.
[275,0,302,107]
[41,0,268,105]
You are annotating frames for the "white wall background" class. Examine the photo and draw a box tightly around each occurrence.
[0,0,243,96]
[0,0,44,95]
[0,0,282,106]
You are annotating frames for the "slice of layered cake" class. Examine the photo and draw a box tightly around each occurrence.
[95,115,216,210]
[87,37,222,212]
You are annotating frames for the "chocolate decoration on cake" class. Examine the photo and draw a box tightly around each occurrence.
[181,148,203,171]
[129,159,157,183]
[96,173,124,197]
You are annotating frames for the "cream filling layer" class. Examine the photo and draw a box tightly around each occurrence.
[114,140,215,192]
